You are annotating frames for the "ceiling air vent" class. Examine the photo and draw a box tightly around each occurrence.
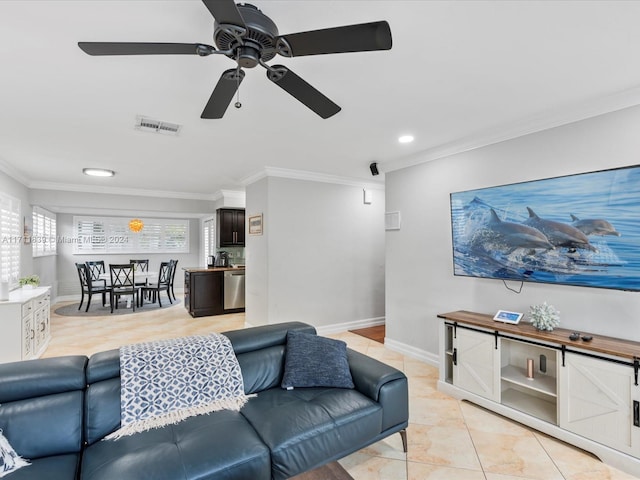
[134,116,182,136]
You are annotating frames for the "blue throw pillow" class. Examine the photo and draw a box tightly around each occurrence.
[281,330,354,389]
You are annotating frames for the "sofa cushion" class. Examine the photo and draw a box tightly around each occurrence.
[235,345,286,395]
[2,454,79,480]
[81,410,270,480]
[241,387,382,480]
[0,356,87,460]
[0,356,87,404]
[281,331,354,389]
[224,322,316,355]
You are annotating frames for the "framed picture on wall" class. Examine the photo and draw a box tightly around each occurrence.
[248,214,263,235]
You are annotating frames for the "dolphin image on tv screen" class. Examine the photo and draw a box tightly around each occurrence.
[570,214,621,237]
[525,207,597,252]
[473,209,554,253]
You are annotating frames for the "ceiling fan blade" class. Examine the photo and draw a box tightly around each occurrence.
[276,21,392,57]
[201,0,246,27]
[201,69,245,119]
[78,42,213,56]
[266,65,340,119]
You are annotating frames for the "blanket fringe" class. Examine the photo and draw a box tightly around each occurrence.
[105,394,255,440]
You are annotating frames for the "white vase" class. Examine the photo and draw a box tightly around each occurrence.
[22,284,34,290]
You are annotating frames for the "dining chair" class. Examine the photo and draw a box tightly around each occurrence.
[130,258,150,298]
[129,259,149,273]
[86,260,107,288]
[76,263,111,312]
[109,264,140,313]
[168,259,179,302]
[140,262,172,307]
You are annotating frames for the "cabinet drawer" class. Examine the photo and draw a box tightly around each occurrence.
[21,301,33,318]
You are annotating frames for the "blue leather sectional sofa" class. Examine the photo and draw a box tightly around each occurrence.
[0,322,408,479]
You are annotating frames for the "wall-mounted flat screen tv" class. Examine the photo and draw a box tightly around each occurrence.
[450,165,640,291]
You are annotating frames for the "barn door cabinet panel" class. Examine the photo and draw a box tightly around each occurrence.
[438,310,640,478]
[453,327,500,402]
[559,352,640,456]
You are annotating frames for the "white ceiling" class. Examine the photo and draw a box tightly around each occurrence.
[2,1,640,200]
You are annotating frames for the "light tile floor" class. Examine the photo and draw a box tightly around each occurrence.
[44,302,639,480]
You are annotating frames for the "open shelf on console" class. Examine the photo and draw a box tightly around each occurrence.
[500,337,558,424]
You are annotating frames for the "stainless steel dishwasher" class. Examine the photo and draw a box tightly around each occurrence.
[224,269,245,310]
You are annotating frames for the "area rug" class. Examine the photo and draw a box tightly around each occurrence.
[54,298,180,317]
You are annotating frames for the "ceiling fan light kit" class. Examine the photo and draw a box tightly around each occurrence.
[78,1,392,119]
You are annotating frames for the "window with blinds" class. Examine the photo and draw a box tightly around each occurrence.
[32,206,57,257]
[203,218,215,265]
[73,216,189,254]
[0,193,21,285]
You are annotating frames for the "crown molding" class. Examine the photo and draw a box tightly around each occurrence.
[28,181,219,201]
[242,166,385,190]
[0,156,30,186]
[382,84,640,174]
[45,205,208,218]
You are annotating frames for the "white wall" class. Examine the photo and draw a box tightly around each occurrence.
[385,105,640,360]
[245,178,269,326]
[246,176,386,330]
[0,170,35,285]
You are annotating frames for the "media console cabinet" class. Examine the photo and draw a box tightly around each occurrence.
[438,310,640,476]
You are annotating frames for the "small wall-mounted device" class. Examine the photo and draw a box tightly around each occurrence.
[369,162,379,176]
[363,189,373,205]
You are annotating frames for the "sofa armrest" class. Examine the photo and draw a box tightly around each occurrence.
[347,349,409,432]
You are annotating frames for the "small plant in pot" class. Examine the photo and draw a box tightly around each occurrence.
[19,275,40,289]
[528,302,560,331]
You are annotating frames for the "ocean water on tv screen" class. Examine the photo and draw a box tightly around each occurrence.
[450,167,640,291]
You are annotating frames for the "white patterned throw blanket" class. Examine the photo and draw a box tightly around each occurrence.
[107,333,250,440]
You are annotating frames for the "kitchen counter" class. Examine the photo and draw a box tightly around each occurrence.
[183,267,245,317]
[182,266,245,273]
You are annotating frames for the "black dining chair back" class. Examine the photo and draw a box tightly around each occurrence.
[109,263,139,313]
[86,260,107,287]
[129,259,149,272]
[76,262,111,312]
[168,259,179,302]
[141,261,172,307]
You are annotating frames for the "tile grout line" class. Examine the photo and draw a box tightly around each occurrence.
[458,400,489,480]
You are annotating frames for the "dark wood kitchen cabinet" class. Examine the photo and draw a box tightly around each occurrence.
[217,208,245,247]
[184,270,224,317]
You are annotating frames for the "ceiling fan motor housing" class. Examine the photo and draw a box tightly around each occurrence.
[214,3,279,67]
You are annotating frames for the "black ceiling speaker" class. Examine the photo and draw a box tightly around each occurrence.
[78,1,392,119]
[369,162,379,176]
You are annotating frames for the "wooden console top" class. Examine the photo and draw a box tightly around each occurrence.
[438,310,640,361]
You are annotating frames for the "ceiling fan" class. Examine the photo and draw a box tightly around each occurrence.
[78,0,392,119]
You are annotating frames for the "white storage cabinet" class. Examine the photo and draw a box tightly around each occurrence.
[0,286,51,363]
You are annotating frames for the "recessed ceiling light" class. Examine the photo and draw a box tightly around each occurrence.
[83,168,115,177]
[398,135,414,144]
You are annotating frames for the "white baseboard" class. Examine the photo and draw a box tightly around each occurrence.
[55,294,81,304]
[384,337,439,367]
[315,317,385,336]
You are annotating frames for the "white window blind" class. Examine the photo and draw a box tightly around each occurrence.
[73,216,189,254]
[203,218,215,265]
[32,206,57,257]
[0,193,21,285]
